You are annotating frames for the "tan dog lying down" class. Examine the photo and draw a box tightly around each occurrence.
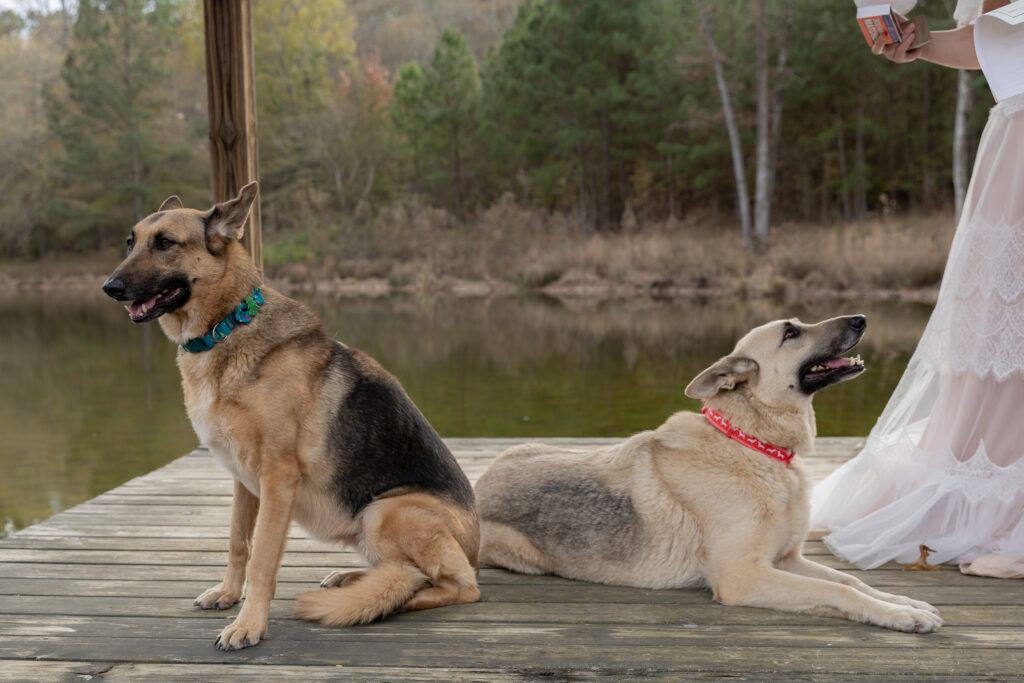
[475,316,942,633]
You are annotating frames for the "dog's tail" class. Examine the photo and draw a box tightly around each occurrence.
[294,564,428,627]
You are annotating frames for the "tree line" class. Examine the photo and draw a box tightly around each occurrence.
[0,0,991,259]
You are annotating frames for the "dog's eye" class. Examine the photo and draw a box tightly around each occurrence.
[126,237,134,254]
[155,238,175,251]
[783,326,800,341]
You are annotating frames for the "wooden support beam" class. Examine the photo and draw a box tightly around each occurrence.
[203,0,262,273]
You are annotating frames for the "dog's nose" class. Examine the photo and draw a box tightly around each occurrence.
[102,277,126,300]
[848,315,866,331]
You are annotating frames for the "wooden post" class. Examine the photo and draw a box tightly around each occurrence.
[203,0,262,273]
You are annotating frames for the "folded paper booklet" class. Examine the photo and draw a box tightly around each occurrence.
[856,4,930,49]
[975,1,1024,101]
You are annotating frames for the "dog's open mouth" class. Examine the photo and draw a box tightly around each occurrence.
[125,287,188,323]
[800,354,865,393]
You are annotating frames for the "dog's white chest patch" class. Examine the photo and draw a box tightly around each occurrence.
[185,377,260,497]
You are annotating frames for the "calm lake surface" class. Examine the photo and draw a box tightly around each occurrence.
[0,291,933,535]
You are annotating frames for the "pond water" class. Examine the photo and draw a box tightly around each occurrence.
[0,291,933,535]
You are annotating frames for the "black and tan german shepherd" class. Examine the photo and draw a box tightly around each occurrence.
[102,182,480,650]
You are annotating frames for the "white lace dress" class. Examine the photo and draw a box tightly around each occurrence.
[810,81,1024,572]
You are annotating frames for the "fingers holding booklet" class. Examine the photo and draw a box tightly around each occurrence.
[857,4,931,57]
[873,18,921,63]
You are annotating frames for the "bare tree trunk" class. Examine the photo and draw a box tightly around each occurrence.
[921,69,932,206]
[600,103,611,230]
[767,0,796,226]
[753,0,770,250]
[667,152,676,221]
[451,121,464,223]
[695,0,753,252]
[577,142,588,232]
[953,68,972,220]
[834,102,851,222]
[854,91,867,221]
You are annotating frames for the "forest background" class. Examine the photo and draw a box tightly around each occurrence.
[0,0,991,297]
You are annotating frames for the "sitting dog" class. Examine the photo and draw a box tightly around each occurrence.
[475,316,942,632]
[102,183,480,649]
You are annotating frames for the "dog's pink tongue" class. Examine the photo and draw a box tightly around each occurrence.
[129,295,159,318]
[823,358,852,369]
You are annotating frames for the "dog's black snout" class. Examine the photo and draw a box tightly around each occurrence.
[848,315,866,331]
[102,277,126,300]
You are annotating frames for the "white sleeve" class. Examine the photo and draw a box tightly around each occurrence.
[955,0,985,27]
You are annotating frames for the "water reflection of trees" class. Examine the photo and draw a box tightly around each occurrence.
[315,295,932,374]
[313,294,933,439]
[0,292,933,534]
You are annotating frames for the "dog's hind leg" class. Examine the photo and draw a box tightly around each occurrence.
[319,569,367,588]
[401,533,481,612]
[479,520,551,575]
[296,493,480,625]
[374,496,480,612]
[775,551,940,616]
[195,480,258,610]
[295,563,429,626]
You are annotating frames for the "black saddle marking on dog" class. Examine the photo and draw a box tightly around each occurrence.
[327,343,474,516]
[480,473,643,560]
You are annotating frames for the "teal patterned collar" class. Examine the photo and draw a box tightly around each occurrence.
[182,287,265,354]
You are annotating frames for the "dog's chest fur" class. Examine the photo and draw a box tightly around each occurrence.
[179,352,261,495]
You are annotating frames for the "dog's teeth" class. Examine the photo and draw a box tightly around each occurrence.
[140,304,148,313]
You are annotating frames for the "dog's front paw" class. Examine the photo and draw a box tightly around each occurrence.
[215,617,266,650]
[194,583,242,610]
[886,593,941,616]
[880,605,943,633]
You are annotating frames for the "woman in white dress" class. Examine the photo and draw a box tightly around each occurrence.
[811,0,1024,577]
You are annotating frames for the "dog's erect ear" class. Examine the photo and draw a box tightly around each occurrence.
[158,195,183,212]
[204,181,259,243]
[685,356,759,399]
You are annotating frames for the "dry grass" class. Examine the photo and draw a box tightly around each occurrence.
[0,200,955,299]
[265,196,956,298]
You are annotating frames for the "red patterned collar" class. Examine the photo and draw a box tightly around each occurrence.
[701,406,794,466]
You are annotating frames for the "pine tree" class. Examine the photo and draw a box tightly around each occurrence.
[393,28,481,223]
[47,0,183,249]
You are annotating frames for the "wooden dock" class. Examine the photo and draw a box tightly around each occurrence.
[2,437,1023,681]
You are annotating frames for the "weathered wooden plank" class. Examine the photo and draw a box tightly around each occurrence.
[0,661,923,683]
[3,572,1003,599]
[18,660,907,683]
[0,615,1017,650]
[0,581,1017,620]
[2,600,1022,628]
[1,637,1022,676]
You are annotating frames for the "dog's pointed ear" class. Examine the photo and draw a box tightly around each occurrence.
[204,181,259,243]
[685,356,759,399]
[158,195,183,212]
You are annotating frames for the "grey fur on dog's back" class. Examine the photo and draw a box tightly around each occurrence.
[477,456,643,561]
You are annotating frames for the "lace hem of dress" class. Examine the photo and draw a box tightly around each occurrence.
[812,430,1024,567]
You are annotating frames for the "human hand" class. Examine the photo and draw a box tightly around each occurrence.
[872,17,921,63]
